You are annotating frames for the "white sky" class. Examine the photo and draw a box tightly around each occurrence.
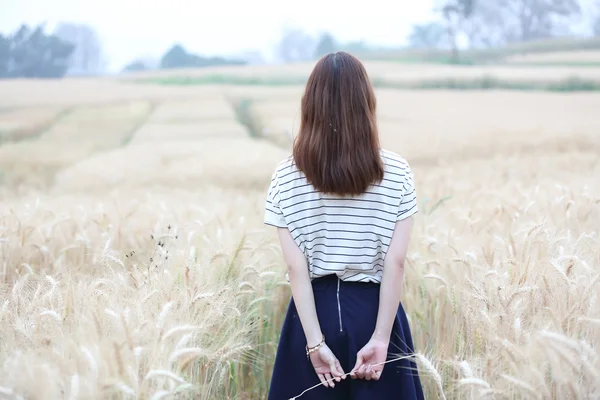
[0,0,437,71]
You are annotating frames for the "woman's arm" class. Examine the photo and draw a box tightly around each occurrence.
[372,216,413,343]
[277,227,345,387]
[351,217,414,380]
[277,227,323,346]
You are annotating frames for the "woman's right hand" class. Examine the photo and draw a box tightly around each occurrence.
[309,343,346,388]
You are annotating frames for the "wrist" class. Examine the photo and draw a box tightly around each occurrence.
[371,329,391,346]
[306,331,324,348]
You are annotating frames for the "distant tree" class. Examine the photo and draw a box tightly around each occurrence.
[0,24,74,78]
[314,33,337,58]
[433,0,584,50]
[460,0,507,48]
[0,34,9,77]
[462,0,582,46]
[437,0,475,62]
[593,1,600,36]
[160,44,190,68]
[159,44,246,69]
[276,27,316,63]
[53,22,106,75]
[498,0,581,42]
[122,60,148,72]
[340,40,378,55]
[408,22,448,48]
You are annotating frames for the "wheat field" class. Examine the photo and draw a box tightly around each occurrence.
[0,61,599,400]
[503,50,600,64]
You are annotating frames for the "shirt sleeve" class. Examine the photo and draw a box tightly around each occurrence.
[397,163,418,221]
[264,169,287,228]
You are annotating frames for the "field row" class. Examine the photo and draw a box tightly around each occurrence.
[249,88,600,161]
[2,86,599,191]
[0,97,247,142]
[0,96,263,187]
[125,60,600,82]
[3,57,600,109]
[502,50,600,64]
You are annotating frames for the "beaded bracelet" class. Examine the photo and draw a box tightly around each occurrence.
[306,335,325,359]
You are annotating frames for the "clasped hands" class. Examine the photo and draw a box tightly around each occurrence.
[309,337,388,388]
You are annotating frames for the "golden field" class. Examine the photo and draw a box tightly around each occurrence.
[0,61,599,400]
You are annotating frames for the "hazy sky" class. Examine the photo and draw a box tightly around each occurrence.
[0,0,437,71]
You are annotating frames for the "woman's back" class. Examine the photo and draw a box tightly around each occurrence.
[265,148,418,283]
[265,51,424,400]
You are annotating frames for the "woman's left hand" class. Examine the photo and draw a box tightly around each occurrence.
[309,343,346,388]
[350,338,388,380]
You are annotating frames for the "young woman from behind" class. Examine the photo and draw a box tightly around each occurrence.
[264,51,425,400]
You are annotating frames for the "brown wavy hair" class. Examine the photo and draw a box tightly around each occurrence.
[293,51,384,196]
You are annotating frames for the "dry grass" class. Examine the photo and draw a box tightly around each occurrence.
[375,90,600,163]
[249,100,300,148]
[406,151,600,399]
[0,187,286,399]
[0,106,65,142]
[129,122,249,144]
[2,61,599,110]
[51,138,288,193]
[374,63,600,85]
[0,72,599,399]
[0,101,153,188]
[0,78,224,108]
[147,99,237,123]
[1,150,598,399]
[246,89,600,160]
[123,61,600,85]
[503,50,600,64]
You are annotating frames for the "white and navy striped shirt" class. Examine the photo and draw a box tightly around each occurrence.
[264,149,418,283]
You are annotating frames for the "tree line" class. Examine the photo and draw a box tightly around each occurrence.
[273,29,385,63]
[0,23,109,79]
[0,22,348,78]
[409,0,600,61]
[123,44,247,72]
[0,25,74,78]
[0,23,250,79]
[1,1,599,79]
[261,0,600,64]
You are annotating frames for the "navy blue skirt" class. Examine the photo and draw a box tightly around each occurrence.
[268,274,424,400]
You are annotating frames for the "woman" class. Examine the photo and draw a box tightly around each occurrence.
[264,52,424,400]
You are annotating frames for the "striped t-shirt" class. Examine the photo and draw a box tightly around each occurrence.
[264,149,418,283]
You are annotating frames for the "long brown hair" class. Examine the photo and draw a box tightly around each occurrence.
[293,51,384,196]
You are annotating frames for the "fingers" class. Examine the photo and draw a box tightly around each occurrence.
[329,360,344,381]
[350,352,364,379]
[335,360,346,379]
[364,364,372,381]
[325,373,335,387]
[318,370,345,389]
[372,369,382,380]
[354,364,367,379]
[318,374,329,388]
[365,364,384,381]
[365,364,382,381]
[351,363,382,380]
